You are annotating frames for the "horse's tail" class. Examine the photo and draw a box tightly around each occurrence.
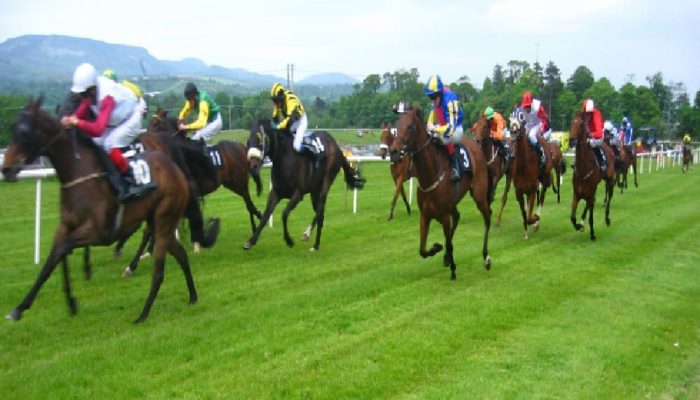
[341,156,366,189]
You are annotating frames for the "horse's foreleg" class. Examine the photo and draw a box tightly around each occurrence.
[477,198,492,270]
[419,213,441,258]
[310,188,331,252]
[281,191,303,248]
[388,175,404,221]
[241,191,263,234]
[134,240,166,324]
[168,233,197,305]
[496,175,511,227]
[605,181,614,226]
[83,247,92,281]
[571,193,584,232]
[399,179,411,216]
[439,216,456,280]
[587,199,596,241]
[244,190,281,250]
[443,209,460,267]
[7,238,72,321]
[61,256,78,315]
[516,192,529,239]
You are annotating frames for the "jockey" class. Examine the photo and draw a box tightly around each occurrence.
[60,63,146,201]
[604,120,621,160]
[682,132,691,144]
[102,68,147,117]
[177,82,222,146]
[583,99,607,171]
[484,106,511,162]
[425,74,465,182]
[269,82,313,156]
[620,116,634,145]
[520,91,551,169]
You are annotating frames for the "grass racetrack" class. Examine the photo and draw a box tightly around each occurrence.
[1,156,698,398]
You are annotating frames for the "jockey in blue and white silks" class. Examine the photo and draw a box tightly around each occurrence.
[620,116,634,145]
[425,74,465,182]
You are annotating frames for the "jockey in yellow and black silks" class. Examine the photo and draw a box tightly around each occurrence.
[177,82,222,143]
[269,83,313,155]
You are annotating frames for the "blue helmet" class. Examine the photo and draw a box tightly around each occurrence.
[424,75,444,96]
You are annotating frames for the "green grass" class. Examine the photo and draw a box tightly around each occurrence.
[0,160,699,399]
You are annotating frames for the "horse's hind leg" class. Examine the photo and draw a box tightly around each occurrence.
[244,190,282,250]
[399,180,411,216]
[123,227,153,278]
[571,194,584,232]
[83,247,92,281]
[440,217,456,280]
[281,191,304,248]
[310,186,333,252]
[443,209,460,267]
[134,231,173,324]
[477,199,492,270]
[587,199,596,240]
[168,235,197,305]
[496,176,511,227]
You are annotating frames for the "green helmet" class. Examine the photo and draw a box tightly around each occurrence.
[103,68,118,81]
[484,106,495,120]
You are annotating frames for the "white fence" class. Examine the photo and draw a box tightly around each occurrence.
[3,148,698,265]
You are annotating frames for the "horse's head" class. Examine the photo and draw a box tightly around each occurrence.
[2,98,54,182]
[569,112,587,147]
[508,110,526,140]
[389,104,425,163]
[247,119,270,173]
[472,114,491,142]
[147,108,176,134]
[379,123,395,160]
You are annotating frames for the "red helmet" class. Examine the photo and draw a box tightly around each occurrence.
[521,91,533,108]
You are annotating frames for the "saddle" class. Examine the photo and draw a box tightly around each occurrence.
[456,144,472,173]
[205,144,225,170]
[301,131,326,159]
[115,141,156,201]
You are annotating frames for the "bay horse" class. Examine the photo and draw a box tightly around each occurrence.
[148,108,263,232]
[389,103,492,280]
[379,123,413,220]
[548,142,566,203]
[245,119,365,251]
[682,144,692,173]
[616,144,638,192]
[507,113,554,239]
[471,115,512,225]
[2,98,197,323]
[569,112,616,240]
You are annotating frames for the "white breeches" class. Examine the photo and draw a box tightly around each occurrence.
[292,114,309,152]
[588,137,604,147]
[97,104,144,150]
[191,113,223,142]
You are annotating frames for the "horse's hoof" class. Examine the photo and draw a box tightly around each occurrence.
[243,241,253,250]
[193,242,201,254]
[483,256,491,270]
[285,239,294,248]
[308,247,317,253]
[122,267,134,278]
[189,294,198,305]
[113,249,122,259]
[68,298,78,315]
[6,308,21,321]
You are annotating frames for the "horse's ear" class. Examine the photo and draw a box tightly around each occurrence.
[28,96,43,112]
[393,101,412,114]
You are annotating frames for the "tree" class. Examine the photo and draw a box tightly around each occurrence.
[553,90,577,131]
[492,64,505,94]
[583,78,618,122]
[361,74,382,96]
[543,61,564,118]
[566,66,594,101]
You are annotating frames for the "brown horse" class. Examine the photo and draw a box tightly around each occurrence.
[147,108,263,232]
[507,113,554,239]
[682,144,693,173]
[389,104,492,280]
[379,123,414,220]
[2,98,196,323]
[569,112,616,240]
[245,119,365,251]
[471,115,512,226]
[616,144,638,192]
[548,142,566,203]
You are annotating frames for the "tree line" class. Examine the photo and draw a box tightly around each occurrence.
[2,60,700,147]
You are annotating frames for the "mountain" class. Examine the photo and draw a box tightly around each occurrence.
[0,35,285,85]
[298,72,358,85]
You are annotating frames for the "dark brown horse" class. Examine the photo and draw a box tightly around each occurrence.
[682,144,693,173]
[2,98,197,323]
[148,108,262,226]
[471,115,512,226]
[616,144,638,192]
[569,112,616,240]
[245,119,365,251]
[379,123,414,220]
[389,104,492,280]
[507,113,554,239]
[548,141,566,203]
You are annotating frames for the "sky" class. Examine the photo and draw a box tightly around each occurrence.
[1,0,699,96]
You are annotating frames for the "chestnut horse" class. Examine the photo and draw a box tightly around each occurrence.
[389,104,492,280]
[379,123,414,220]
[507,113,554,239]
[147,108,263,232]
[548,142,566,203]
[245,119,365,251]
[2,99,196,323]
[471,115,512,225]
[569,112,616,240]
[616,144,638,192]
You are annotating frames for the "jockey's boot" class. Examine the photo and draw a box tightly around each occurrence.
[533,141,546,169]
[450,151,461,182]
[119,166,155,202]
[198,138,208,156]
[498,140,511,162]
[299,143,319,159]
[594,147,607,172]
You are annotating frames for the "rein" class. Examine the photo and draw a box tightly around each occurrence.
[62,172,107,188]
[397,122,446,193]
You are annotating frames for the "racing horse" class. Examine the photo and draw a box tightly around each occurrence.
[507,112,554,239]
[616,144,638,192]
[471,114,512,222]
[569,112,616,240]
[147,108,263,232]
[379,123,413,220]
[548,142,566,203]
[2,98,197,323]
[245,119,365,251]
[389,103,492,280]
[682,143,692,173]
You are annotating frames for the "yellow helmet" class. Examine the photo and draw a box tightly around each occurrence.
[270,83,285,100]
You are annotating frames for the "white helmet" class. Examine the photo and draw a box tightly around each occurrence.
[70,63,97,93]
[582,99,595,113]
[603,120,613,132]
